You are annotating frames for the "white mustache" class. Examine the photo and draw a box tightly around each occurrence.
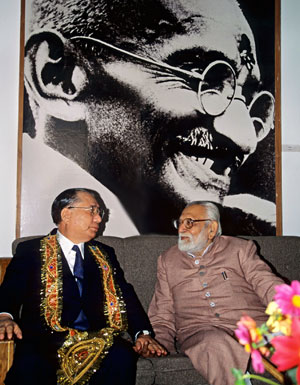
[179,233,193,242]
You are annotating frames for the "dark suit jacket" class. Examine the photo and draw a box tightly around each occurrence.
[0,232,152,353]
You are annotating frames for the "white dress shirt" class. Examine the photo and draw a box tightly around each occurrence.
[57,230,85,274]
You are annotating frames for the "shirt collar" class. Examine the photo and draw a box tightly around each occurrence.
[187,239,215,258]
[57,230,85,257]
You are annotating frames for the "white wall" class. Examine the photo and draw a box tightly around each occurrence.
[0,1,299,257]
[0,0,20,257]
[281,0,300,234]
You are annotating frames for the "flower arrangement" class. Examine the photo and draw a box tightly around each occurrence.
[232,280,300,385]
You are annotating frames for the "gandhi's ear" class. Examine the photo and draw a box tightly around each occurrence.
[24,31,88,121]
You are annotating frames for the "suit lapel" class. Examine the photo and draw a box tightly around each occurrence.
[82,243,106,328]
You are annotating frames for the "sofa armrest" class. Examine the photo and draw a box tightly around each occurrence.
[0,258,14,384]
[0,258,12,285]
[0,340,14,385]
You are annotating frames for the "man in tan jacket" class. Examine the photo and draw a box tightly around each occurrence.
[148,201,283,385]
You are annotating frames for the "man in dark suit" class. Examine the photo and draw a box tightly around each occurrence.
[0,188,166,385]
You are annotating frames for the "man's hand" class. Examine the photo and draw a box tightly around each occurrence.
[133,335,168,358]
[0,315,22,340]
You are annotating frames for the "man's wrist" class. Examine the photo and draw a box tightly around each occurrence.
[0,312,13,320]
[135,330,153,341]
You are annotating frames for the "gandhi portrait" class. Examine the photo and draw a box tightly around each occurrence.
[21,0,276,236]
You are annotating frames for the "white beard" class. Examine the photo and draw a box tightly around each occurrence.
[178,226,208,254]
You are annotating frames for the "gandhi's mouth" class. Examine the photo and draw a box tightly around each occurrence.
[174,127,245,177]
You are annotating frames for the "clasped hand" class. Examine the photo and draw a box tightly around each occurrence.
[133,334,168,358]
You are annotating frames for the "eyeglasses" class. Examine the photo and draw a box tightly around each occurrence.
[71,35,274,131]
[173,218,211,230]
[67,205,104,217]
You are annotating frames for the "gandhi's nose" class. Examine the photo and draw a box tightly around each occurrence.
[213,96,258,155]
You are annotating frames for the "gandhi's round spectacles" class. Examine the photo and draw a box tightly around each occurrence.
[71,35,275,129]
[173,218,211,230]
[68,205,104,217]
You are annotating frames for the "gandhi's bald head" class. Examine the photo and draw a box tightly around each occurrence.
[28,0,253,49]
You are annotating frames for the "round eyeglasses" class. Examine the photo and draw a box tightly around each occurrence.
[173,218,211,230]
[197,60,236,116]
[71,35,275,131]
[68,205,104,217]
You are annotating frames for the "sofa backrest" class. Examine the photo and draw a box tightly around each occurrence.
[11,235,300,312]
[98,235,179,311]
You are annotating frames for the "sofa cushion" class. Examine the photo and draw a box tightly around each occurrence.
[136,354,207,385]
[136,357,155,385]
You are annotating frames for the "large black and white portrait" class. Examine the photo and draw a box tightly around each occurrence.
[20,0,277,236]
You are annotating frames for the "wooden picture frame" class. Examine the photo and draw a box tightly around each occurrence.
[16,0,282,237]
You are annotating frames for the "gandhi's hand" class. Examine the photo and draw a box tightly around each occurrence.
[0,314,22,340]
[133,335,168,358]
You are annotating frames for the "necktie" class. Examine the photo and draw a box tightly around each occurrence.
[71,245,89,330]
[72,245,84,296]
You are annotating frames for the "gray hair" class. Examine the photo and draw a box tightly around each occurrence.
[185,201,222,236]
[51,187,105,225]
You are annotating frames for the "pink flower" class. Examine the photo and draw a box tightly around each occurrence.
[274,280,300,317]
[238,315,257,329]
[236,316,262,343]
[271,317,300,384]
[235,323,251,346]
[235,319,265,374]
[251,349,265,374]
